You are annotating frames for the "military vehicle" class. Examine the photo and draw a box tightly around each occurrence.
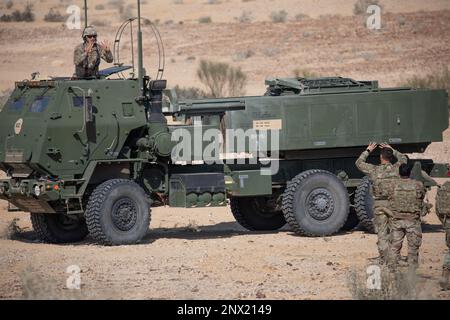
[0,1,449,245]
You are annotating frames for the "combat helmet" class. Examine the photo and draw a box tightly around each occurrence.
[82,25,97,39]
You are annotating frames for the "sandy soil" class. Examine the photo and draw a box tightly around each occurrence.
[0,193,449,300]
[0,0,450,300]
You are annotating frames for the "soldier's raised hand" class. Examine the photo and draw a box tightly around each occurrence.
[100,40,111,52]
[85,41,94,54]
[367,142,377,152]
[380,143,392,149]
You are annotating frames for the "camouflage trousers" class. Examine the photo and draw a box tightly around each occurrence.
[443,223,450,270]
[390,218,422,266]
[373,202,392,263]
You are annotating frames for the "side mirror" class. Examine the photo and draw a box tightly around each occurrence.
[85,89,94,123]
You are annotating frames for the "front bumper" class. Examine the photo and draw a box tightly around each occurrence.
[0,179,60,213]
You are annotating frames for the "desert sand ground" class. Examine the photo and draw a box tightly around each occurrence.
[0,0,449,300]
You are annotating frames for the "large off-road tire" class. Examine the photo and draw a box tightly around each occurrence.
[341,188,360,231]
[354,176,375,233]
[282,170,349,236]
[85,179,151,245]
[230,196,286,231]
[30,213,88,244]
[341,209,360,231]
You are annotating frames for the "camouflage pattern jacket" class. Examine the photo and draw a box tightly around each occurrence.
[73,43,113,78]
[355,149,408,199]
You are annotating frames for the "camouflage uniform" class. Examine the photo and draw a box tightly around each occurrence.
[436,182,450,289]
[355,149,407,263]
[389,179,427,268]
[73,43,113,79]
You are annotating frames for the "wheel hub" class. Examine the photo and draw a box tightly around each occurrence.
[111,198,138,231]
[306,188,335,220]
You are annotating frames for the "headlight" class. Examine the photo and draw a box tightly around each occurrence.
[33,185,41,197]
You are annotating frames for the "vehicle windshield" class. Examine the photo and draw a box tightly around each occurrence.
[29,96,50,113]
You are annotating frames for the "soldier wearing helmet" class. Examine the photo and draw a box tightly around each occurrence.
[73,26,113,78]
[356,142,407,265]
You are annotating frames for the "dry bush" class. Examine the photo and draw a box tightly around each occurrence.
[173,85,207,100]
[198,16,212,23]
[44,8,66,23]
[95,4,105,10]
[197,60,247,98]
[173,0,184,3]
[402,66,450,107]
[270,10,288,23]
[1,3,34,22]
[353,0,382,15]
[6,0,14,10]
[107,0,124,8]
[235,10,252,23]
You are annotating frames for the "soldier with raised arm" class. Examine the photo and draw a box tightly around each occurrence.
[73,26,113,79]
[355,143,408,265]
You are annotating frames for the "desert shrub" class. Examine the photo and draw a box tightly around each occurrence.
[19,4,34,21]
[44,8,66,22]
[353,0,382,15]
[107,0,124,8]
[207,0,221,4]
[198,16,212,23]
[197,60,247,98]
[235,10,252,23]
[173,86,207,100]
[95,4,105,10]
[1,3,34,22]
[270,10,287,23]
[402,66,450,107]
[293,69,320,78]
[173,0,184,3]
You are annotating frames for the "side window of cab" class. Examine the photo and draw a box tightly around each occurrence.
[72,96,92,108]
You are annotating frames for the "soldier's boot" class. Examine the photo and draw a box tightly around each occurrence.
[439,269,450,291]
